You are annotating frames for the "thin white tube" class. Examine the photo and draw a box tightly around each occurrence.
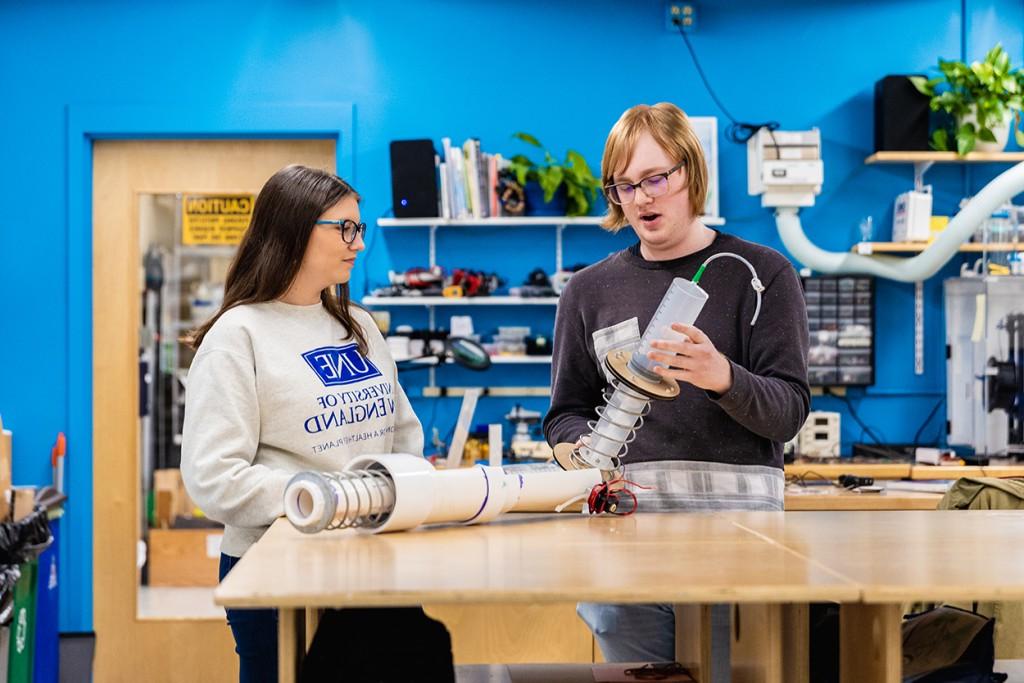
[775,161,1024,281]
[696,252,764,325]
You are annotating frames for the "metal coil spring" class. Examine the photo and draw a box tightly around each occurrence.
[570,379,652,471]
[321,468,396,531]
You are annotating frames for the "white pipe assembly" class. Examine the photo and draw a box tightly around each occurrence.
[283,453,602,534]
[775,162,1024,282]
[551,279,703,477]
[553,256,764,478]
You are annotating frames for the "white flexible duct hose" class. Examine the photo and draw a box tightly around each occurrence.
[775,161,1024,282]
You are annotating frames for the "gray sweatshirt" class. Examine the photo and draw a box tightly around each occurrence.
[544,232,809,471]
[181,300,423,556]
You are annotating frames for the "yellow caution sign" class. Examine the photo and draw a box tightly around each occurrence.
[182,194,255,245]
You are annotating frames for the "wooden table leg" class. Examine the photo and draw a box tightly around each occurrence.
[781,604,809,683]
[676,604,713,681]
[279,607,305,683]
[305,608,322,652]
[677,604,806,683]
[731,604,784,683]
[675,604,730,683]
[840,603,901,683]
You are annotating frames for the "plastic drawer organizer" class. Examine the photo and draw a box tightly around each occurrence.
[803,275,875,387]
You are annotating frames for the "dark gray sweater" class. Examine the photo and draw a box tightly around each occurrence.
[543,232,810,470]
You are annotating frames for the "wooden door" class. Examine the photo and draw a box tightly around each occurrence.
[93,139,336,682]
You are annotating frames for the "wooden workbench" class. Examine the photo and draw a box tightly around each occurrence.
[785,461,1024,481]
[784,485,942,510]
[217,514,854,683]
[785,462,912,479]
[732,510,1024,682]
[910,464,1024,479]
[215,510,1024,683]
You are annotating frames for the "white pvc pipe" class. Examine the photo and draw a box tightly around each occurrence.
[283,453,603,534]
[505,467,604,510]
[775,161,1024,282]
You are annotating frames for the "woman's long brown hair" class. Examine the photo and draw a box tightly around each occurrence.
[184,164,368,354]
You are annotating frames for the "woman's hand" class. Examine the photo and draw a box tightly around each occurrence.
[648,323,733,395]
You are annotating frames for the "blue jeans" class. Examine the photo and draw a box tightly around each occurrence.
[576,602,676,663]
[220,554,278,683]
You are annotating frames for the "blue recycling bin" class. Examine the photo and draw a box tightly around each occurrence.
[32,517,58,683]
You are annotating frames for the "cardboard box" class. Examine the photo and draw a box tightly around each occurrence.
[11,486,36,522]
[153,468,200,525]
[147,528,222,587]
[0,415,11,521]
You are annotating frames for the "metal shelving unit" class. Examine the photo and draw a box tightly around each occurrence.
[863,152,1024,374]
[405,355,552,365]
[363,296,559,306]
[376,214,726,271]
[865,151,1024,192]
[852,241,1021,254]
[369,214,729,390]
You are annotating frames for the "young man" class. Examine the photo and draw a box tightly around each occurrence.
[543,103,810,662]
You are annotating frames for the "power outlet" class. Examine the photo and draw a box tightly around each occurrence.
[665,2,697,32]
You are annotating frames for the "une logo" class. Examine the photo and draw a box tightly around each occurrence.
[302,344,382,387]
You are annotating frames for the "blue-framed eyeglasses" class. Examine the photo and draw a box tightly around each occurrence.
[604,161,685,205]
[315,219,367,244]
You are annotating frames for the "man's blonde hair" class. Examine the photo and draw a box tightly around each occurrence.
[600,102,708,231]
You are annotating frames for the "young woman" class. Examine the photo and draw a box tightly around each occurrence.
[181,164,423,682]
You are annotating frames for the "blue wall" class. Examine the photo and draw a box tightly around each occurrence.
[1,0,1021,632]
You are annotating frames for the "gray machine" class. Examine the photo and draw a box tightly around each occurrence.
[945,276,1024,457]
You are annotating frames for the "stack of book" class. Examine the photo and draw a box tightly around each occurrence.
[438,137,511,220]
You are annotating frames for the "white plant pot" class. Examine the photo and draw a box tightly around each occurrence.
[960,107,1011,152]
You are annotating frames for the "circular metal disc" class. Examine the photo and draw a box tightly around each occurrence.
[605,350,679,400]
[553,442,621,482]
[552,442,581,471]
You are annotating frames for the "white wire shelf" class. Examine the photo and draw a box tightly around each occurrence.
[378,216,603,227]
[377,215,726,227]
[865,151,1024,164]
[363,296,559,306]
[403,356,552,365]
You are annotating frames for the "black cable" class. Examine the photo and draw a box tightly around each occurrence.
[853,443,907,461]
[675,23,780,144]
[912,398,945,447]
[824,387,884,445]
[786,470,840,488]
[360,213,384,295]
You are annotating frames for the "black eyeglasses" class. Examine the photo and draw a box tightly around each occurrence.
[604,161,685,205]
[315,219,367,244]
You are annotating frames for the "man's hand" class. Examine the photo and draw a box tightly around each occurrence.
[647,323,733,395]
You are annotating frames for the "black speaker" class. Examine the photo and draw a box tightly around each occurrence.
[874,75,931,151]
[390,139,439,218]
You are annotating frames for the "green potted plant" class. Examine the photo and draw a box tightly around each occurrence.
[910,43,1024,155]
[507,132,602,216]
